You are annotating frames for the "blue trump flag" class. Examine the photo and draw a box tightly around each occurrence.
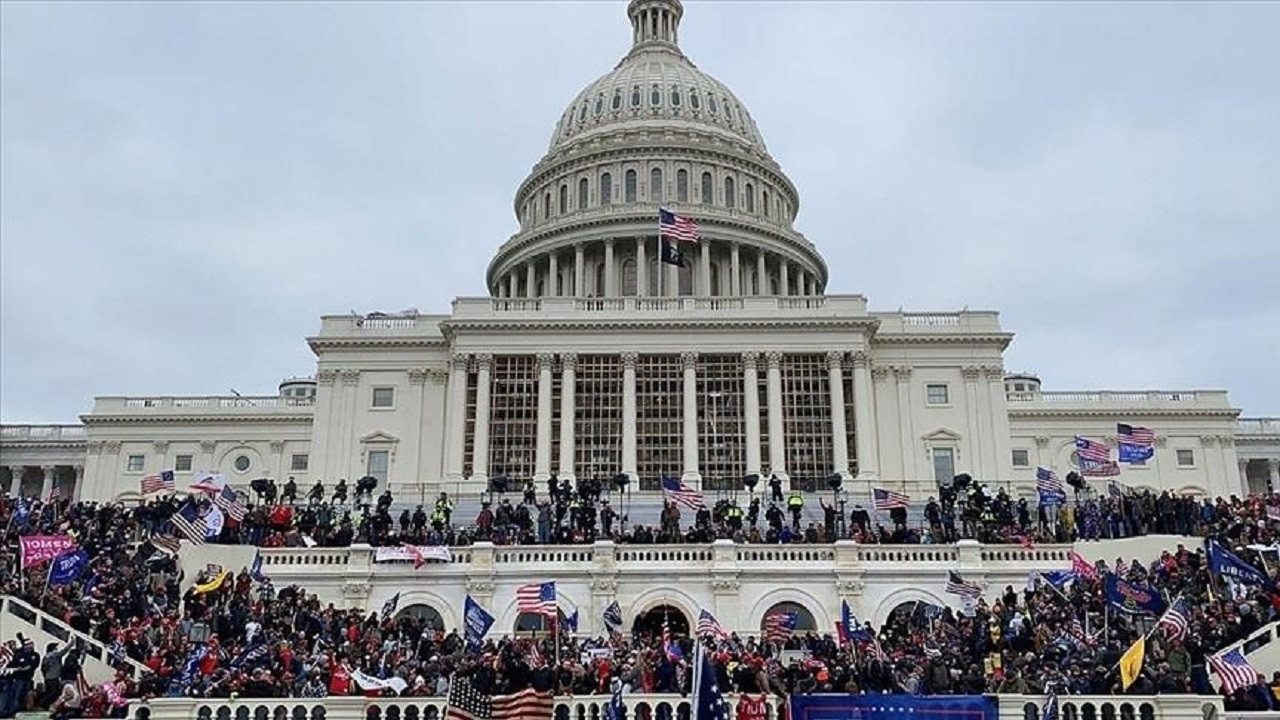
[1207,539,1274,588]
[1104,574,1167,616]
[463,595,495,649]
[791,695,998,720]
[1118,443,1154,464]
[605,683,624,720]
[49,549,89,586]
[1040,570,1076,593]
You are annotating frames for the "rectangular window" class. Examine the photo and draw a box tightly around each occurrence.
[1176,449,1195,467]
[371,387,395,408]
[291,454,309,472]
[126,454,145,473]
[367,450,389,482]
[1011,449,1029,467]
[932,448,955,485]
[925,384,949,405]
[174,454,193,472]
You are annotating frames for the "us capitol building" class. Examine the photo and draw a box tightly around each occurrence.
[3,0,1278,636]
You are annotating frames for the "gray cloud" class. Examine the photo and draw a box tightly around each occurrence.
[2,0,1277,422]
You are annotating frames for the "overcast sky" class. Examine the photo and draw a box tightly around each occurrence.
[2,0,1278,423]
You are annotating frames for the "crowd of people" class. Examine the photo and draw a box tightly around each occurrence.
[1,485,1278,718]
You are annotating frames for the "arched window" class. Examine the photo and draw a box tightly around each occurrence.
[690,90,701,110]
[676,169,688,202]
[671,87,681,107]
[612,90,622,110]
[724,177,736,209]
[578,103,587,122]
[396,604,445,631]
[578,178,589,209]
[594,262,606,296]
[558,184,568,215]
[745,183,754,213]
[650,85,661,107]
[631,86,641,108]
[625,169,637,203]
[543,192,551,220]
[708,95,718,114]
[622,259,638,296]
[650,168,663,202]
[515,608,568,633]
[600,173,612,205]
[700,172,713,204]
[594,94,604,116]
[760,602,817,635]
[762,189,770,217]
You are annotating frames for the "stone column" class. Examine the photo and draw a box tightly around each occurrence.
[779,260,790,297]
[604,239,616,297]
[622,352,638,480]
[470,354,493,484]
[72,465,84,501]
[636,237,648,297]
[40,465,55,500]
[507,274,518,299]
[756,251,767,296]
[1238,459,1250,492]
[549,252,559,297]
[681,351,700,485]
[535,354,555,482]
[851,352,878,478]
[827,352,850,477]
[525,262,536,298]
[444,354,468,481]
[574,244,585,298]
[1270,459,1280,491]
[729,243,741,296]
[894,366,915,482]
[765,351,788,486]
[699,239,712,296]
[559,353,577,481]
[743,352,762,476]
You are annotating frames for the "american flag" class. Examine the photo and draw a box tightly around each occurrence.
[1036,467,1064,495]
[1068,616,1085,641]
[872,487,910,511]
[1074,436,1111,462]
[529,640,545,669]
[659,207,699,244]
[214,485,247,522]
[0,643,12,669]
[446,676,553,720]
[1207,648,1260,694]
[763,612,797,643]
[697,608,730,640]
[151,535,182,555]
[660,474,705,511]
[1157,597,1190,642]
[945,571,983,598]
[515,581,557,617]
[140,470,175,494]
[170,502,207,545]
[1116,423,1156,445]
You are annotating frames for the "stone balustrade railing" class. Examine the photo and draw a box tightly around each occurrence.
[451,294,872,319]
[127,693,1224,720]
[91,396,316,413]
[257,538,1072,575]
[1237,417,1280,435]
[0,424,87,441]
[1006,390,1231,406]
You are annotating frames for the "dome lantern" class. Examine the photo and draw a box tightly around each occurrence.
[627,0,683,52]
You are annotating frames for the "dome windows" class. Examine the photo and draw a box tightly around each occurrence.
[650,168,663,202]
[670,87,681,107]
[762,189,770,217]
[690,89,701,110]
[708,95,718,114]
[724,177,735,209]
[612,90,622,111]
[578,178,589,209]
[625,169,637,203]
[745,182,754,213]
[578,103,587,122]
[600,172,613,205]
[676,169,688,202]
[559,184,568,215]
[700,172,713,204]
[631,86,642,108]
[650,84,662,107]
[595,94,605,116]
[544,192,552,220]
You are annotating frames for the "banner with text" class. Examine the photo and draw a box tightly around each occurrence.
[373,546,453,564]
[791,694,998,720]
[19,535,78,569]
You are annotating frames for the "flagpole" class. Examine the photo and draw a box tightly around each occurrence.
[656,211,663,298]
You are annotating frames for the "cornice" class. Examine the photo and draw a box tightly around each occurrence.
[0,440,87,449]
[872,334,1015,349]
[81,414,315,426]
[306,336,448,352]
[440,316,878,335]
[1007,408,1240,420]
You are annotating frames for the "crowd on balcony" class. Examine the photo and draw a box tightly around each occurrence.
[1,487,1278,717]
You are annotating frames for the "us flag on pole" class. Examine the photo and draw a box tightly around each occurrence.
[1156,597,1190,642]
[1074,436,1111,462]
[141,470,176,494]
[1207,648,1260,694]
[1035,467,1064,495]
[659,207,699,244]
[213,485,247,522]
[1116,423,1156,445]
[945,571,983,598]
[169,502,207,545]
[763,611,797,643]
[660,474,705,511]
[697,608,730,640]
[445,676,553,720]
[515,581,557,617]
[872,487,910,511]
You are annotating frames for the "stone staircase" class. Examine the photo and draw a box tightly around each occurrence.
[0,595,149,683]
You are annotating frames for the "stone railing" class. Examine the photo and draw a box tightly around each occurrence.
[872,310,1004,335]
[450,294,871,319]
[127,693,1223,720]
[1238,417,1280,435]
[257,538,1073,576]
[0,424,87,442]
[91,396,316,415]
[1007,390,1233,407]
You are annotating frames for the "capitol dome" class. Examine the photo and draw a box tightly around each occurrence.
[487,0,827,301]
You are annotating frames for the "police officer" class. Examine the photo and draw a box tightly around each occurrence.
[786,490,805,530]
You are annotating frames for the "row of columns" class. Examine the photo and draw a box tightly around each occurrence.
[444,350,879,488]
[5,464,82,500]
[495,237,820,299]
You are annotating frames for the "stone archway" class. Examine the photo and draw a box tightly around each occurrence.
[758,601,816,639]
[632,604,690,640]
[514,608,568,634]
[398,603,445,632]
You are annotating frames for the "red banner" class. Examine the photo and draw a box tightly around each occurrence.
[737,694,769,720]
[19,535,78,569]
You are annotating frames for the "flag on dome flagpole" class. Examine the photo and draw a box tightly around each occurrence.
[1207,648,1261,694]
[659,207,699,243]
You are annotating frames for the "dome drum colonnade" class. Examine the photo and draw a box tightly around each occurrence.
[487,0,826,302]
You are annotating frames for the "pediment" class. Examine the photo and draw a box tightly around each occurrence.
[359,430,400,444]
[921,427,962,443]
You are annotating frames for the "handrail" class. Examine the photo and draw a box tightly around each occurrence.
[1,595,150,678]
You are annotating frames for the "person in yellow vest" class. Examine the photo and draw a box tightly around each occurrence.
[786,491,804,530]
